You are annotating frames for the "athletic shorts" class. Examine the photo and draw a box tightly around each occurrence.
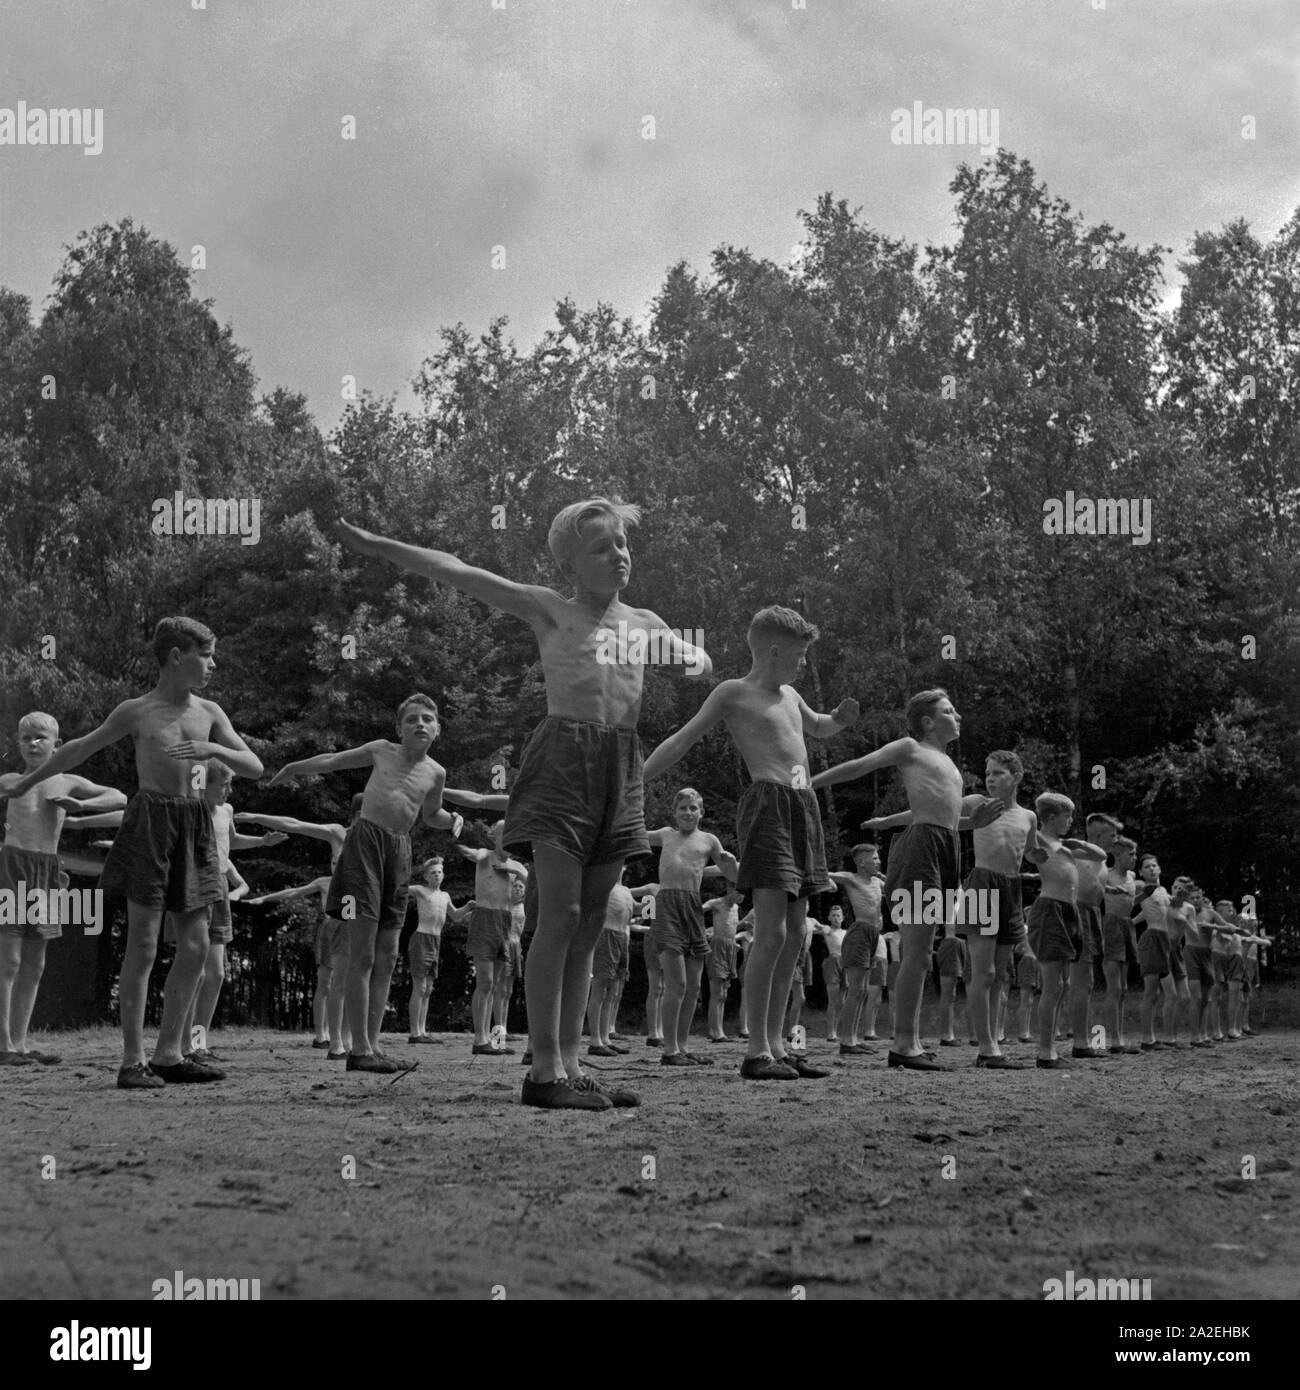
[1183,943,1214,990]
[1169,939,1187,982]
[935,936,967,979]
[325,817,411,934]
[1076,902,1103,963]
[821,955,845,992]
[1225,954,1245,984]
[707,937,738,982]
[100,791,222,914]
[1211,952,1228,986]
[467,906,512,962]
[1026,897,1081,965]
[592,927,629,982]
[869,959,887,989]
[642,928,661,973]
[884,823,960,929]
[1137,928,1171,979]
[503,716,649,866]
[407,931,441,979]
[1101,912,1138,966]
[0,843,66,940]
[735,781,830,900]
[957,866,1026,944]
[208,882,233,944]
[841,920,880,970]
[315,916,349,964]
[652,888,708,959]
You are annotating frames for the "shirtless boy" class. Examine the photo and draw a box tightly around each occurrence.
[0,712,126,1065]
[586,870,635,1055]
[816,905,847,1042]
[829,844,886,1053]
[1,618,262,1087]
[814,690,1002,1070]
[406,856,474,1043]
[1099,833,1140,1052]
[701,887,742,1042]
[645,605,857,1081]
[338,498,709,1110]
[455,822,529,1056]
[268,693,457,1074]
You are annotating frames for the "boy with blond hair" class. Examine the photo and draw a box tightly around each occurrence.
[268,693,457,1074]
[338,499,709,1109]
[0,711,127,1065]
[644,605,857,1081]
[0,618,262,1087]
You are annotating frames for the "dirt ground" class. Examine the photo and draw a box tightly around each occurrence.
[3,1006,1298,1302]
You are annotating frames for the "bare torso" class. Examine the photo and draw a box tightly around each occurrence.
[1075,849,1107,907]
[972,802,1035,875]
[837,873,883,928]
[359,743,443,836]
[130,692,224,797]
[1037,837,1079,903]
[901,743,964,829]
[2,776,77,854]
[722,680,809,785]
[472,853,517,911]
[534,594,652,726]
[657,828,716,891]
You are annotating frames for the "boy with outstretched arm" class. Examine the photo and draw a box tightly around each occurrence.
[1100,834,1141,1052]
[455,822,529,1055]
[829,843,886,1052]
[643,605,857,1081]
[267,693,457,1075]
[702,887,742,1042]
[645,787,738,1066]
[813,690,1002,1071]
[406,856,474,1044]
[0,711,127,1065]
[0,618,261,1087]
[338,498,710,1110]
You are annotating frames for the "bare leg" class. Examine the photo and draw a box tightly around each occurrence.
[1036,961,1066,1061]
[1139,975,1161,1044]
[192,941,226,1038]
[893,920,937,1057]
[1102,959,1126,1048]
[471,954,496,1045]
[367,929,399,1053]
[344,919,378,1057]
[151,909,210,1067]
[838,967,866,1045]
[677,956,704,1053]
[645,958,664,1040]
[744,888,792,1061]
[586,975,610,1048]
[864,983,883,1037]
[767,900,807,1063]
[328,943,350,1052]
[313,962,331,1042]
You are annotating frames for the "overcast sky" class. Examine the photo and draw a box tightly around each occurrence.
[2,0,1296,429]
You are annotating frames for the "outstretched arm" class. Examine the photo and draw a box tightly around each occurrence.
[61,810,126,830]
[642,683,735,783]
[229,830,289,851]
[2,701,138,797]
[45,777,129,815]
[810,737,915,791]
[232,814,346,845]
[639,609,713,680]
[861,812,913,831]
[246,877,330,906]
[266,743,379,787]
[336,520,552,625]
[707,835,739,883]
[226,864,250,901]
[442,788,510,813]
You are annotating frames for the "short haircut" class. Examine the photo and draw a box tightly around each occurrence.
[547,497,642,571]
[850,843,879,857]
[1214,899,1234,910]
[1086,812,1123,831]
[905,689,949,739]
[673,786,703,808]
[204,757,233,781]
[1113,835,1137,854]
[1139,852,1159,869]
[1035,792,1075,821]
[396,692,439,725]
[747,605,819,650]
[418,857,444,874]
[985,749,1023,780]
[153,615,215,666]
[18,711,58,738]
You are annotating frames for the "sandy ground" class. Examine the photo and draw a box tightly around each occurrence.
[2,1017,1297,1301]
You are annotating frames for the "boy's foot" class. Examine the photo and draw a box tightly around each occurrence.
[939,1039,962,1047]
[188,1048,221,1064]
[505,1033,522,1042]
[887,1052,949,1071]
[312,1039,331,1049]
[739,1055,799,1080]
[346,1052,400,1074]
[520,1075,612,1110]
[1018,1034,1034,1042]
[826,1035,840,1044]
[117,1062,165,1089]
[374,1050,417,1071]
[839,1042,872,1055]
[1242,1028,1255,1036]
[645,1036,664,1048]
[520,1050,533,1066]
[975,1054,1027,1069]
[21,1049,62,1064]
[786,1056,829,1079]
[685,1052,716,1066]
[571,1074,640,1107]
[151,1058,225,1083]
[997,1036,1008,1044]
[1070,1047,1107,1059]
[0,1051,37,1066]
[607,1041,630,1053]
[408,1034,442,1044]
[660,1052,693,1067]
[1035,1057,1070,1069]
[967,1039,978,1046]
[861,1033,879,1040]
[472,1042,515,1056]
[587,1044,618,1057]
[707,1035,734,1043]
[737,1031,749,1039]
[327,1051,348,1060]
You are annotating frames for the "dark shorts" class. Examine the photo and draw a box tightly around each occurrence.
[208,882,233,944]
[1211,951,1228,985]
[1137,928,1171,979]
[503,716,649,867]
[407,931,441,979]
[0,843,65,940]
[325,817,411,934]
[868,959,887,988]
[821,955,845,992]
[652,888,708,959]
[1225,954,1245,984]
[467,906,512,962]
[642,928,661,973]
[315,916,349,964]
[593,927,629,982]
[707,937,738,981]
[100,791,222,915]
[884,823,960,930]
[1169,939,1187,982]
[1184,943,1214,990]
[1027,897,1080,964]
[1101,912,1138,965]
[1076,902,1103,963]
[935,935,967,979]
[735,782,830,900]
[957,866,1025,943]
[841,921,880,970]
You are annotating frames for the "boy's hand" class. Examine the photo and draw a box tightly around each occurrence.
[968,797,1004,829]
[831,698,860,728]
[450,813,464,839]
[860,816,887,830]
[266,766,296,787]
[261,832,289,847]
[334,519,376,557]
[47,794,83,812]
[167,740,213,761]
